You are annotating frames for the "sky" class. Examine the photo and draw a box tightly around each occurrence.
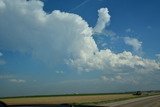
[0,0,160,97]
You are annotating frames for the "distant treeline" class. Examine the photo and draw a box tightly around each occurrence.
[0,90,160,99]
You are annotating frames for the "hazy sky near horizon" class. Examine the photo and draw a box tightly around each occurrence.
[0,0,160,97]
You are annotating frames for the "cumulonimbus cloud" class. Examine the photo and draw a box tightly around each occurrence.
[0,0,159,73]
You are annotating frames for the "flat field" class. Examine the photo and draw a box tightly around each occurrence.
[0,94,137,105]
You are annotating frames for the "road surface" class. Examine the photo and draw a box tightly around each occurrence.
[115,95,160,107]
[99,95,160,107]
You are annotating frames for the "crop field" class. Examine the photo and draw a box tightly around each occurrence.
[0,94,137,105]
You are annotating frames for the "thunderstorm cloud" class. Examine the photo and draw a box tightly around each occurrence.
[0,0,159,74]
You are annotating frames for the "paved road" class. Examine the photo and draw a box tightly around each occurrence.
[115,95,160,107]
[98,95,160,107]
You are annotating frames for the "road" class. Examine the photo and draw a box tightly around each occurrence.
[98,95,160,107]
[115,95,160,107]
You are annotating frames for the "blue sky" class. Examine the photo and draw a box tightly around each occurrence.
[0,0,160,97]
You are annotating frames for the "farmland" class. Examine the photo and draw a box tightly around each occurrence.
[0,94,143,105]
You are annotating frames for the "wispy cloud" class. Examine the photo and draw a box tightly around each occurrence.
[101,75,122,82]
[9,79,26,83]
[70,0,90,12]
[55,70,64,74]
[0,75,13,79]
[0,75,26,84]
[125,28,132,33]
[124,37,142,54]
[147,25,152,29]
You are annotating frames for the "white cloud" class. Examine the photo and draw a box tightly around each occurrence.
[69,49,160,73]
[93,8,110,33]
[9,79,26,83]
[0,0,96,67]
[0,0,159,75]
[124,37,142,52]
